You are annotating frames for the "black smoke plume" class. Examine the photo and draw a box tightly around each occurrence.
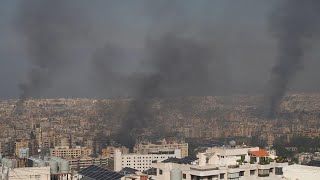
[15,0,86,112]
[92,43,129,98]
[114,1,230,148]
[266,0,320,115]
[116,32,227,148]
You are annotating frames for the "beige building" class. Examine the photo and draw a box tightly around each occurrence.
[134,139,188,158]
[53,135,70,147]
[50,146,92,159]
[15,139,30,156]
[102,146,129,158]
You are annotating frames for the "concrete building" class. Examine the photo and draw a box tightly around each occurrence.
[151,145,288,180]
[68,156,109,170]
[0,166,50,180]
[102,146,129,158]
[0,140,4,155]
[15,138,30,157]
[134,139,188,158]
[114,148,181,172]
[283,164,320,180]
[50,146,92,158]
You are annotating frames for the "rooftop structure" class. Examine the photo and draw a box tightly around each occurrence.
[283,164,320,180]
[151,146,288,180]
[0,166,50,180]
[78,165,124,180]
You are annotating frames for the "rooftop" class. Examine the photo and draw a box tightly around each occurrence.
[248,149,269,157]
[79,165,124,180]
[162,156,198,164]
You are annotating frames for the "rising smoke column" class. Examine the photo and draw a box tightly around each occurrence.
[115,1,230,148]
[92,43,128,97]
[267,0,320,115]
[15,0,85,109]
[116,32,222,148]
[143,33,217,97]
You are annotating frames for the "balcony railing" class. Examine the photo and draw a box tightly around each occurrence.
[259,160,270,165]
[228,165,239,169]
[258,173,270,177]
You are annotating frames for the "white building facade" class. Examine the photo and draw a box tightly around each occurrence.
[114,148,181,172]
[152,146,288,180]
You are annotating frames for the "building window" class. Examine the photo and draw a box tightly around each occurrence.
[159,169,163,175]
[183,174,186,179]
[239,171,244,176]
[258,169,269,177]
[275,167,283,175]
[269,168,274,173]
[220,174,225,179]
[250,170,255,176]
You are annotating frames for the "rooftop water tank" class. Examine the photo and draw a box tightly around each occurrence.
[19,148,29,158]
[43,156,49,162]
[170,169,182,180]
[229,140,236,147]
[50,157,62,168]
[49,160,58,174]
[38,160,46,167]
[60,160,69,173]
[2,158,14,168]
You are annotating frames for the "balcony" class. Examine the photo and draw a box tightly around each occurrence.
[259,160,270,165]
[228,165,239,169]
[275,157,288,163]
[258,173,270,177]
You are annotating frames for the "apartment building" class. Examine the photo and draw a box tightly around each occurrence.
[114,149,181,172]
[101,146,129,158]
[68,156,109,170]
[15,138,30,156]
[134,139,188,158]
[151,145,288,180]
[49,146,93,159]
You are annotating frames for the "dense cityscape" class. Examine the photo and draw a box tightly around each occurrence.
[2,0,320,179]
[0,94,320,179]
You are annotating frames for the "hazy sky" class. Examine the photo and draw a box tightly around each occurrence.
[1,0,320,99]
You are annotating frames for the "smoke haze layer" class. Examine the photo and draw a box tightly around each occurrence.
[267,0,320,114]
[16,0,87,101]
[115,0,231,147]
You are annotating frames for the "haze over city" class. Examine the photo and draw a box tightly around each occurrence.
[1,0,320,99]
[1,1,320,180]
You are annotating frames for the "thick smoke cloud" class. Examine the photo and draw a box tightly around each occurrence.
[142,33,222,97]
[15,0,86,107]
[266,0,320,115]
[92,43,129,97]
[115,1,230,148]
